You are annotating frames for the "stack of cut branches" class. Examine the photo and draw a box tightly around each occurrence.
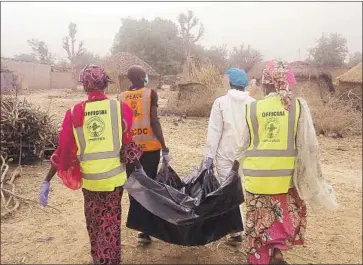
[1,154,60,217]
[1,95,58,164]
[1,155,21,217]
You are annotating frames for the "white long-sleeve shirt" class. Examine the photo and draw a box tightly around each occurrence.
[206,89,255,180]
[235,93,339,211]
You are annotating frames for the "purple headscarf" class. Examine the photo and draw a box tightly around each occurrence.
[261,60,296,111]
[78,64,113,89]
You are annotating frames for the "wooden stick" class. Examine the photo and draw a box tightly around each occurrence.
[1,197,19,217]
[1,188,61,213]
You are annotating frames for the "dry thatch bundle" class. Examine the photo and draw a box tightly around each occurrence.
[103,52,160,93]
[1,95,58,164]
[163,61,225,117]
[335,63,362,111]
[293,82,362,136]
[337,63,362,84]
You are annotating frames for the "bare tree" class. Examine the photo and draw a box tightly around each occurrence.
[177,10,204,78]
[347,51,362,68]
[27,39,54,64]
[228,44,263,73]
[62,22,85,85]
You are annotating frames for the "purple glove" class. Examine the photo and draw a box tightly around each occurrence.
[135,166,146,176]
[162,148,171,164]
[39,181,50,207]
[206,157,213,169]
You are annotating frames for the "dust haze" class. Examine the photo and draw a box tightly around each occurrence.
[1,1,362,61]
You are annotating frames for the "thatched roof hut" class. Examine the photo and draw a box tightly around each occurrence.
[103,52,159,77]
[336,63,362,84]
[103,52,160,93]
[248,61,320,81]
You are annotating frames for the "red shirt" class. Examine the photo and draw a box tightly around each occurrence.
[51,90,133,190]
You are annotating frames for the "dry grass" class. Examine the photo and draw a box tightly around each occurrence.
[294,82,362,136]
[162,62,361,136]
[163,62,226,117]
[337,63,362,84]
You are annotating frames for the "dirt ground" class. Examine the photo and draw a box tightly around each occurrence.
[1,89,362,264]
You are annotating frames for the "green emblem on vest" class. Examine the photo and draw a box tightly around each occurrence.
[265,118,280,139]
[86,116,105,138]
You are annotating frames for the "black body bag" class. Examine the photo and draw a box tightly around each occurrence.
[124,161,244,246]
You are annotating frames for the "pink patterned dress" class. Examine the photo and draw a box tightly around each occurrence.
[245,188,307,264]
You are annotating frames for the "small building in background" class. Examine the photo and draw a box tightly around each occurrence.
[336,62,362,92]
[50,64,75,90]
[103,52,160,94]
[1,57,51,91]
[336,62,362,111]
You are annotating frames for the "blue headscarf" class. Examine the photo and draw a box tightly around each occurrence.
[227,68,248,89]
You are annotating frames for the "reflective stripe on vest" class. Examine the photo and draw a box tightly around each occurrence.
[247,98,297,157]
[72,100,125,181]
[120,88,161,151]
[75,100,121,162]
[243,97,300,195]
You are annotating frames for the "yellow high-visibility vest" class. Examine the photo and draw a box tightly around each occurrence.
[243,96,301,195]
[72,99,126,192]
[120,88,162,152]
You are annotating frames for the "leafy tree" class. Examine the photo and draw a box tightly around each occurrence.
[309,33,348,67]
[27,39,54,64]
[228,44,263,73]
[177,10,204,77]
[347,51,362,67]
[112,17,184,75]
[13,53,39,63]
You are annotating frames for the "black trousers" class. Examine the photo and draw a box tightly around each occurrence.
[126,149,161,180]
[126,150,161,235]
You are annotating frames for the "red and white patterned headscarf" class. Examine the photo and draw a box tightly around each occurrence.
[78,64,113,89]
[261,60,296,111]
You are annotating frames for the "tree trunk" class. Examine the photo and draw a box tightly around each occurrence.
[70,61,77,91]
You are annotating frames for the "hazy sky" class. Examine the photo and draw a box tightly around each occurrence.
[1,1,362,62]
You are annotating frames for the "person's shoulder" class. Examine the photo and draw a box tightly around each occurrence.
[210,96,222,107]
[215,94,227,103]
[71,101,85,112]
[248,96,257,102]
[296,97,308,107]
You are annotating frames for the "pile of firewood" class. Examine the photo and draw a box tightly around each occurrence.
[1,155,21,217]
[0,95,59,216]
[1,96,58,164]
